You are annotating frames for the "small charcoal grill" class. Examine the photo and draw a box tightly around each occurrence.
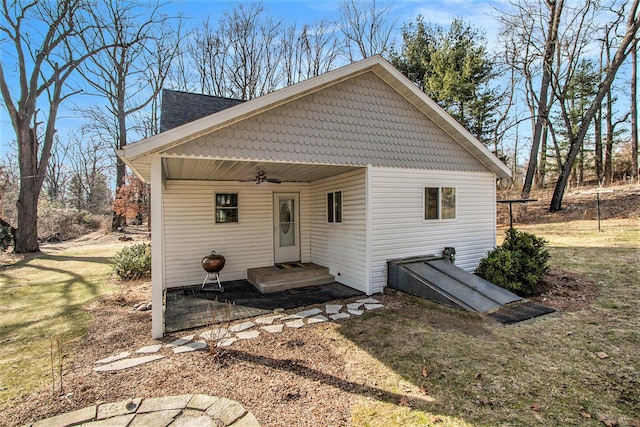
[201,251,225,292]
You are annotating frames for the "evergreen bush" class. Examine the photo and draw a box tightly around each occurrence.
[476,228,550,296]
[111,243,151,280]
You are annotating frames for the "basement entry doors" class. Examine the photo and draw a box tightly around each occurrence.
[273,193,300,263]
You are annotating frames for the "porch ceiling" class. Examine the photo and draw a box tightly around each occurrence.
[162,158,362,182]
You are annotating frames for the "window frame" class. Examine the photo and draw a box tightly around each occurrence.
[214,192,240,224]
[423,186,456,221]
[326,190,343,224]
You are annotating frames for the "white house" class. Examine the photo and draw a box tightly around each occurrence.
[119,56,511,338]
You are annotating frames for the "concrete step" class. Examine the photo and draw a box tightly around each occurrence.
[247,263,335,294]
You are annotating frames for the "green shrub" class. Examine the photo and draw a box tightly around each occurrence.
[111,243,151,280]
[476,228,550,296]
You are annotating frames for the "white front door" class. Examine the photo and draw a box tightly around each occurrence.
[273,193,300,263]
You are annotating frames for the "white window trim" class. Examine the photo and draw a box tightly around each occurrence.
[423,186,457,222]
[326,189,343,224]
[214,192,240,224]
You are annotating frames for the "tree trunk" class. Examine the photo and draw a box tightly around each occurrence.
[15,128,40,253]
[521,0,564,199]
[594,110,603,182]
[111,85,128,231]
[632,43,638,180]
[537,126,549,189]
[15,178,39,253]
[604,89,614,183]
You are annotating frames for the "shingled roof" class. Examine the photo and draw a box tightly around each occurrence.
[159,89,244,133]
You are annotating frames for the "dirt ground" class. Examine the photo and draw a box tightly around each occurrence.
[0,184,633,426]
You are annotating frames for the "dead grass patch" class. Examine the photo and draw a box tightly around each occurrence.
[0,219,638,426]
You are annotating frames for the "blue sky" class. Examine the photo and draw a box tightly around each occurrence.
[0,0,505,157]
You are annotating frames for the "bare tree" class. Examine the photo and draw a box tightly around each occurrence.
[632,43,639,181]
[45,136,72,204]
[0,0,109,252]
[185,2,284,100]
[78,0,181,229]
[338,0,394,61]
[281,20,342,86]
[67,133,112,214]
[549,0,640,211]
[499,0,565,199]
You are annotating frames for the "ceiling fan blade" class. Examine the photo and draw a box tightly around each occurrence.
[266,178,281,184]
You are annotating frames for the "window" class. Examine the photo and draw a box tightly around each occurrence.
[215,193,238,223]
[424,187,456,220]
[327,190,342,223]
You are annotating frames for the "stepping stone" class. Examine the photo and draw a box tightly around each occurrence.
[255,315,283,325]
[127,409,179,427]
[217,337,237,347]
[95,352,130,365]
[357,297,380,304]
[285,319,305,329]
[325,304,343,314]
[230,412,261,426]
[348,309,364,316]
[229,321,255,332]
[206,397,247,426]
[32,405,96,427]
[137,394,193,413]
[200,328,230,341]
[171,412,217,427]
[135,344,162,354]
[307,314,328,324]
[165,334,194,348]
[83,413,135,426]
[347,302,363,310]
[187,394,221,411]
[261,324,284,333]
[236,330,260,340]
[93,355,165,372]
[97,398,142,419]
[330,312,351,320]
[174,341,207,354]
[282,308,323,320]
[365,303,384,310]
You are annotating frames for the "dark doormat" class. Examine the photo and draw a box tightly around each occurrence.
[487,300,556,325]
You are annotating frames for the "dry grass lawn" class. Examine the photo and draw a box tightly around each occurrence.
[0,190,638,426]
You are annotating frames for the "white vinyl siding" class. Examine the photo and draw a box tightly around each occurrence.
[162,180,310,289]
[310,169,367,293]
[369,167,497,294]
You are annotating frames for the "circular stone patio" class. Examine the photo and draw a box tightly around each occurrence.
[24,394,259,427]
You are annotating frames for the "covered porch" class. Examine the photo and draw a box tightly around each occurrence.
[147,157,369,337]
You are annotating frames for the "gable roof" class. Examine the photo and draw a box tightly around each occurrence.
[121,56,511,180]
[159,89,244,132]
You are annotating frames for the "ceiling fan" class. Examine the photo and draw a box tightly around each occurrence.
[242,171,281,184]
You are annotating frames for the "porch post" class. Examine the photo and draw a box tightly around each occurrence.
[150,156,165,339]
[365,164,373,295]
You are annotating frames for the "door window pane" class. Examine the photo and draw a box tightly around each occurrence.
[279,199,295,247]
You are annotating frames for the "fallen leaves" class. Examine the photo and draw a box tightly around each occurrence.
[421,366,429,378]
[530,403,540,412]
[596,351,610,359]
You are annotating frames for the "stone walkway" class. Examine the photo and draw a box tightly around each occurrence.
[40,298,384,427]
[25,394,259,427]
[93,297,384,372]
